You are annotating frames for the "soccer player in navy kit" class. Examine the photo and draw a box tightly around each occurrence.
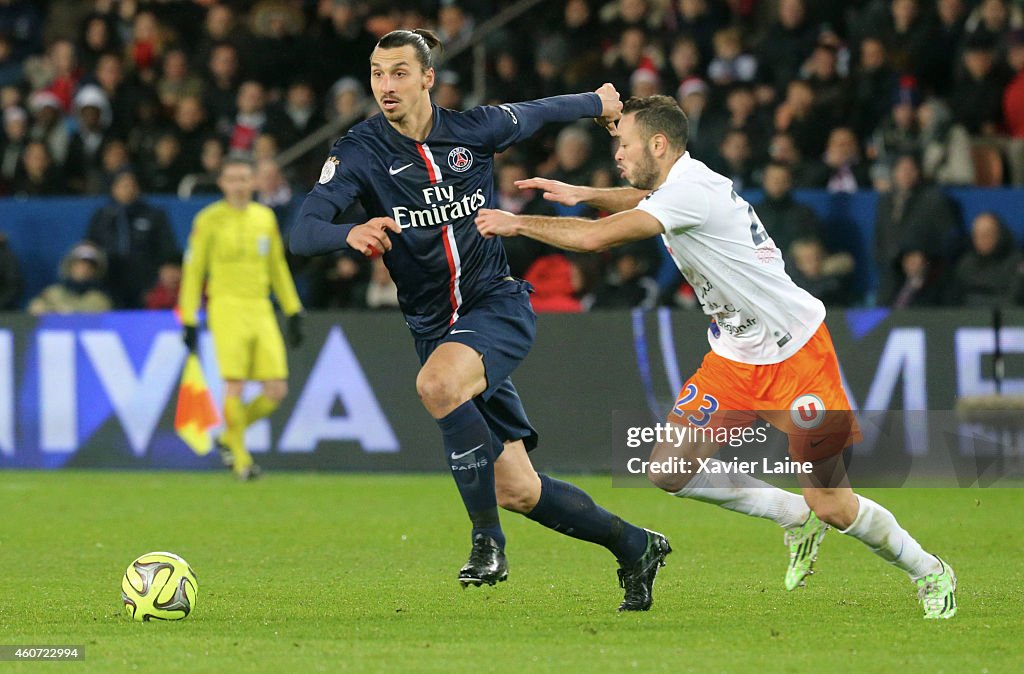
[289,29,670,611]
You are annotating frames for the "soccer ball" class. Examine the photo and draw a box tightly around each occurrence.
[121,552,198,622]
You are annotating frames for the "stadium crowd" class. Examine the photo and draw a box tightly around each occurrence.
[2,0,1024,311]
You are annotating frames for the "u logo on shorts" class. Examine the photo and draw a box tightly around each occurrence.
[790,394,825,429]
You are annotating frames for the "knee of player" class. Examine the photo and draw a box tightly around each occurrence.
[646,465,689,493]
[805,490,853,528]
[264,380,288,402]
[415,369,462,410]
[645,441,693,492]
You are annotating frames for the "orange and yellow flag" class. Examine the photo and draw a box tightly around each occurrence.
[174,354,221,455]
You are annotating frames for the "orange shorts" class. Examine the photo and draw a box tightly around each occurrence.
[666,322,861,462]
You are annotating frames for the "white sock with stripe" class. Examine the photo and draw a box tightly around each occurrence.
[672,458,810,529]
[839,495,942,579]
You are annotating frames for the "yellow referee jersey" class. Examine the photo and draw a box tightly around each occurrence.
[178,200,302,326]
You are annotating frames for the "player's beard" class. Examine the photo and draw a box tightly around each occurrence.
[627,147,660,190]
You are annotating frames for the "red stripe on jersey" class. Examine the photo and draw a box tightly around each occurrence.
[417,143,439,184]
[440,224,459,323]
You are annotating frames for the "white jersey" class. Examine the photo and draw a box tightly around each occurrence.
[636,152,825,365]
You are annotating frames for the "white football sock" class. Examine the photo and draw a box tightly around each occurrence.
[672,458,810,529]
[840,495,942,579]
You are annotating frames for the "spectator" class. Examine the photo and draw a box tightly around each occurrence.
[676,77,712,159]
[362,256,400,310]
[495,161,554,277]
[603,27,658,97]
[125,10,165,84]
[674,0,728,67]
[66,84,113,193]
[171,96,211,175]
[704,84,770,163]
[255,157,293,223]
[787,237,854,307]
[99,138,133,186]
[267,80,324,149]
[964,0,1024,52]
[758,0,818,94]
[774,79,829,159]
[629,67,661,99]
[143,256,182,310]
[1003,29,1024,183]
[155,47,203,113]
[590,242,660,310]
[0,232,23,310]
[707,27,758,86]
[801,41,847,122]
[226,80,266,154]
[142,132,185,193]
[27,89,69,166]
[524,254,584,313]
[0,106,28,192]
[312,250,367,309]
[871,0,935,78]
[850,37,897,139]
[664,36,702,95]
[766,130,818,188]
[951,32,1010,136]
[950,212,1022,305]
[433,70,464,111]
[248,1,305,91]
[546,125,597,212]
[307,0,377,94]
[889,250,946,308]
[79,15,120,73]
[203,42,241,132]
[28,242,112,315]
[928,0,968,96]
[89,52,144,131]
[85,169,179,308]
[0,31,22,89]
[812,127,870,193]
[12,140,64,196]
[193,4,242,74]
[755,162,823,254]
[327,76,370,128]
[874,154,960,305]
[712,129,754,192]
[869,78,923,178]
[919,98,975,185]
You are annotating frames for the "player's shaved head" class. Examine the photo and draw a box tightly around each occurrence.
[622,95,689,151]
[374,29,443,71]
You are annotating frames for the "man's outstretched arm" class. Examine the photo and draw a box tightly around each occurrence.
[290,193,400,257]
[475,208,664,253]
[514,176,649,214]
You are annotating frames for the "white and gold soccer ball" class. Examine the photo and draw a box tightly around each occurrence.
[121,552,198,622]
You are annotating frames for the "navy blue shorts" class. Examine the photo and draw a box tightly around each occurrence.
[415,280,539,451]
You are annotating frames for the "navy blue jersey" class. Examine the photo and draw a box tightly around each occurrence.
[301,94,601,339]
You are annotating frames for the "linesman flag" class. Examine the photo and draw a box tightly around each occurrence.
[174,354,220,455]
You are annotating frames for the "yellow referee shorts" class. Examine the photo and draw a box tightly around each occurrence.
[207,297,288,381]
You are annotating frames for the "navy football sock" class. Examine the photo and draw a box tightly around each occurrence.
[526,474,648,564]
[437,400,505,549]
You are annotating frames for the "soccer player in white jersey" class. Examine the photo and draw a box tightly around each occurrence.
[475,95,957,619]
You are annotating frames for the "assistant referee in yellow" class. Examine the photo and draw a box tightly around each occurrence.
[179,156,303,480]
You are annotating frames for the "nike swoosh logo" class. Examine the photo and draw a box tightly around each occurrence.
[449,329,476,335]
[389,163,413,175]
[450,444,484,460]
[809,438,827,448]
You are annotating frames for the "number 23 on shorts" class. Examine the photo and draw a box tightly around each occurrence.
[670,383,719,427]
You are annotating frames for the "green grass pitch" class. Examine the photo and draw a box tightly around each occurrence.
[1,471,1020,673]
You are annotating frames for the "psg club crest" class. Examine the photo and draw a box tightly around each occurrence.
[447,147,473,172]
